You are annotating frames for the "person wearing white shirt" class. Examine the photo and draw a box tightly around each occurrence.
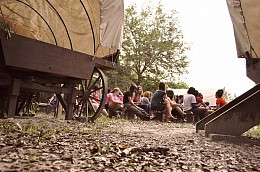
[183,87,210,121]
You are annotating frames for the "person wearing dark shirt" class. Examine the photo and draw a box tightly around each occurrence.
[151,82,175,122]
[123,85,150,120]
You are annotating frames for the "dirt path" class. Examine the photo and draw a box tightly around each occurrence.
[0,115,259,171]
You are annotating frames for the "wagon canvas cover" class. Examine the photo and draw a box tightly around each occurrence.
[0,0,124,58]
[227,0,260,59]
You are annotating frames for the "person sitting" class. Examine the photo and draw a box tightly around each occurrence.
[150,82,176,122]
[104,88,111,111]
[133,85,143,104]
[139,91,152,114]
[106,87,124,117]
[90,84,109,117]
[166,90,186,122]
[141,91,152,104]
[195,91,210,109]
[49,94,57,115]
[73,95,82,116]
[215,89,227,109]
[133,85,150,113]
[183,87,211,122]
[195,91,214,114]
[123,85,150,120]
[175,95,184,108]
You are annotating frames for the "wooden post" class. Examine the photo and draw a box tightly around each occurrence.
[65,88,77,120]
[7,78,21,118]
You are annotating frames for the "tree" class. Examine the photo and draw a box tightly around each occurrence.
[167,81,189,89]
[121,3,189,89]
[104,65,134,92]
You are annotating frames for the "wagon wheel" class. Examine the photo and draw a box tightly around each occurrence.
[78,68,107,122]
[16,90,39,116]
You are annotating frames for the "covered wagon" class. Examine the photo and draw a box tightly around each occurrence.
[0,0,124,121]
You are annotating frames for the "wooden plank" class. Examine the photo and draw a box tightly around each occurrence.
[0,32,96,80]
[22,81,72,94]
[0,77,71,94]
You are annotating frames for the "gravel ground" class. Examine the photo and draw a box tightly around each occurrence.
[0,114,259,172]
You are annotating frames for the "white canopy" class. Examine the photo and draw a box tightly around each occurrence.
[0,0,124,58]
[169,88,217,106]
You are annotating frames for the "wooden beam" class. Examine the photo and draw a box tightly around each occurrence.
[0,78,71,94]
[0,32,96,80]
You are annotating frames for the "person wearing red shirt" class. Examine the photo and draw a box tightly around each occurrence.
[196,92,210,108]
[215,89,227,109]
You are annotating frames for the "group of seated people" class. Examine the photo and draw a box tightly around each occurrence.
[104,82,187,122]
[182,87,227,122]
[101,85,151,120]
[150,82,186,122]
[182,87,213,121]
[96,82,227,123]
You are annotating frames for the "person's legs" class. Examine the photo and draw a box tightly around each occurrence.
[92,102,108,116]
[109,102,123,110]
[92,102,98,111]
[151,103,166,121]
[174,106,186,116]
[137,104,149,113]
[73,104,79,115]
[151,101,175,122]
[108,108,118,118]
[124,103,149,120]
[165,101,174,122]
[172,106,186,121]
[101,109,109,116]
[172,108,185,121]
[191,107,208,120]
[108,102,121,118]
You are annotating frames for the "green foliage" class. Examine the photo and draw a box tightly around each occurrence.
[0,22,14,33]
[111,2,190,91]
[29,102,39,115]
[105,65,134,92]
[243,125,260,139]
[106,3,189,91]
[167,81,189,89]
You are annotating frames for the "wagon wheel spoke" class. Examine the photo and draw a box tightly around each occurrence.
[78,68,107,122]
[87,76,102,91]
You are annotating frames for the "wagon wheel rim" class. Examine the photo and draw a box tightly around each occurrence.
[79,68,107,122]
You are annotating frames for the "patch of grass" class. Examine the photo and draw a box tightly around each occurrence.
[0,122,21,133]
[28,152,43,163]
[243,125,260,139]
[95,116,113,124]
[1,120,62,142]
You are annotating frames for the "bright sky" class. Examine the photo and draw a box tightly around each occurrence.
[124,0,255,96]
